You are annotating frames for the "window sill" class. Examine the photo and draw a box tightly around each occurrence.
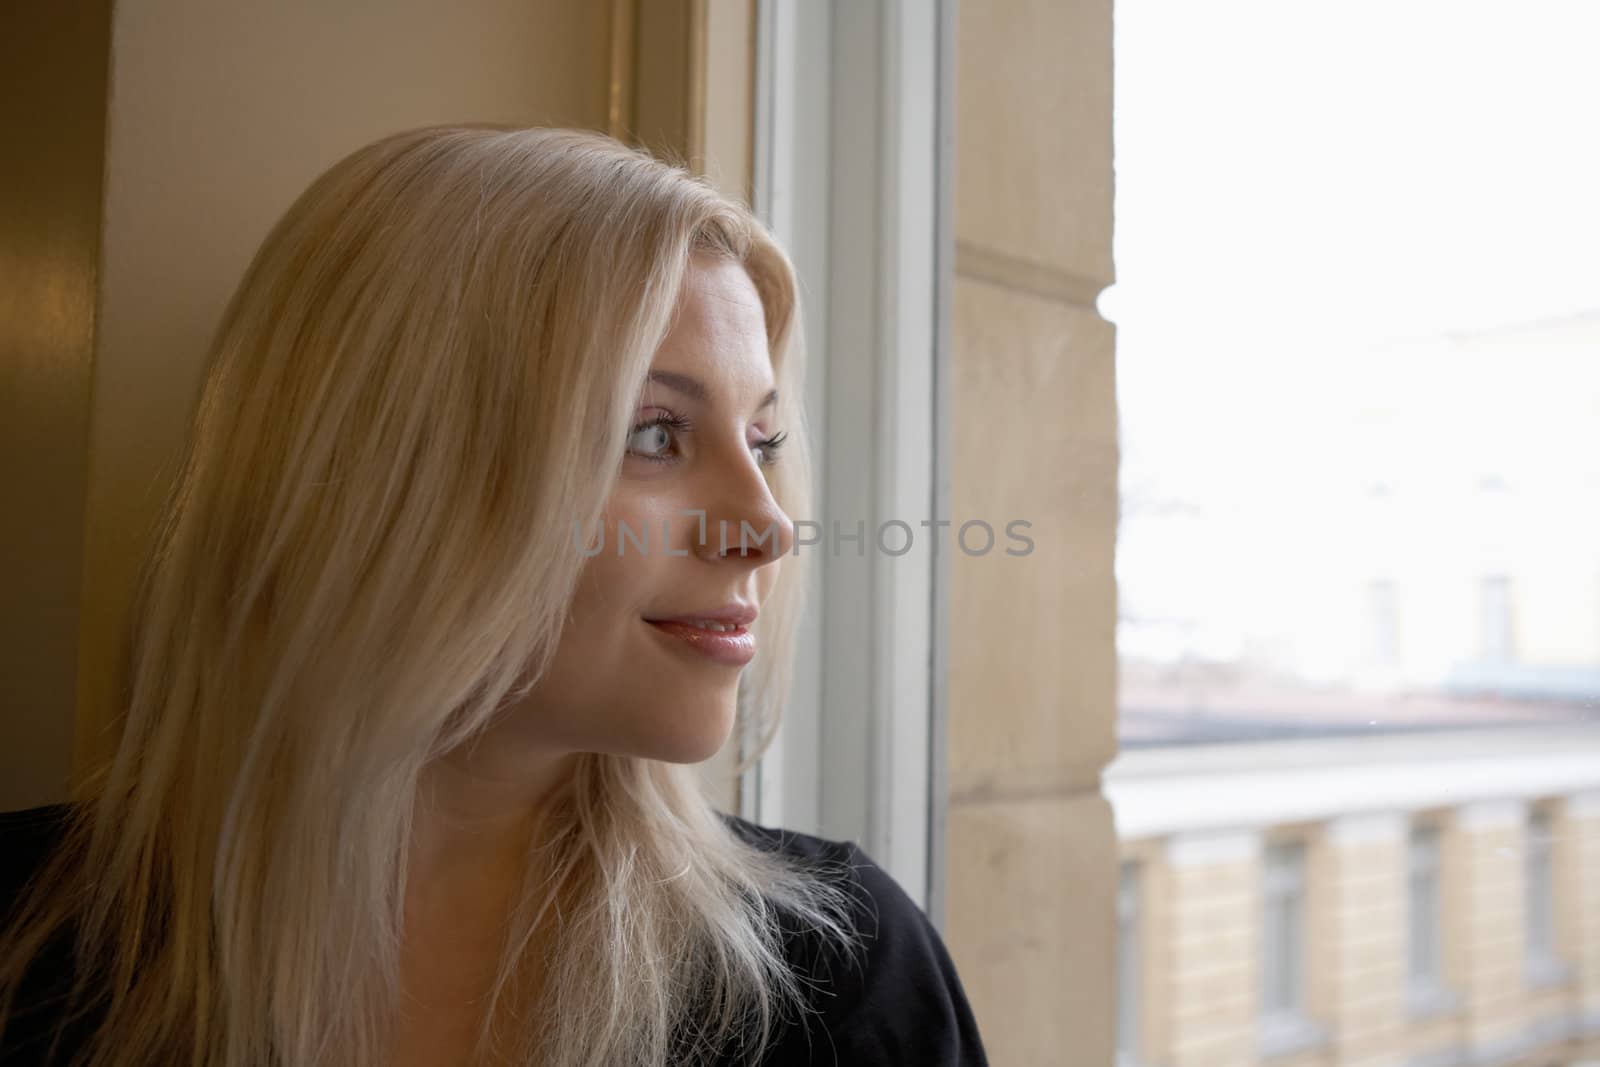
[1259,1015,1328,1060]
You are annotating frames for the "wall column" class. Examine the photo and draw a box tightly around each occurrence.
[1322,812,1408,1067]
[945,0,1118,1062]
[1160,829,1260,1067]
[1454,798,1528,1063]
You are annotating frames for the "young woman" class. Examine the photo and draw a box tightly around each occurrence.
[0,126,988,1066]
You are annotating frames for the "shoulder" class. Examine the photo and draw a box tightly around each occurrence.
[719,812,990,1066]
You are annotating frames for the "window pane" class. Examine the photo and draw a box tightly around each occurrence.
[1106,4,1600,1065]
[1408,826,1441,986]
[1526,811,1555,961]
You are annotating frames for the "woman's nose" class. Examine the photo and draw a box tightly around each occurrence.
[693,469,795,564]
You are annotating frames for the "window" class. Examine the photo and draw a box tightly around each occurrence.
[1255,838,1338,1063]
[1259,839,1326,1056]
[1407,825,1442,987]
[747,0,946,910]
[1116,861,1141,1067]
[1261,842,1306,1022]
[1405,823,1458,1017]
[1109,2,1600,1062]
[1525,807,1563,986]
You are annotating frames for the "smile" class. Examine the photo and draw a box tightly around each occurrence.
[643,618,757,667]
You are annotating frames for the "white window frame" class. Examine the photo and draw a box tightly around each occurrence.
[742,0,953,920]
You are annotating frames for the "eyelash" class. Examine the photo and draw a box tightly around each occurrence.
[629,410,788,468]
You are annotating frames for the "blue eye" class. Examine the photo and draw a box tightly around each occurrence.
[627,411,694,463]
[626,422,673,460]
[626,409,788,467]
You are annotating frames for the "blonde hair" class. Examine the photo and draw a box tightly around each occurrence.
[0,124,862,1066]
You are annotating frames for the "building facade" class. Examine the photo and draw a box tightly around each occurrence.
[1109,727,1600,1067]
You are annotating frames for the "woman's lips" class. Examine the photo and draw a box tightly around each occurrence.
[644,619,756,666]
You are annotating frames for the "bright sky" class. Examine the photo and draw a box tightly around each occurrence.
[1107,1,1600,672]
[1106,0,1600,347]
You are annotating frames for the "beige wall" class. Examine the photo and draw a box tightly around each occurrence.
[627,0,755,206]
[1458,802,1529,1056]
[1320,816,1407,1065]
[1166,831,1262,1067]
[945,0,1119,1063]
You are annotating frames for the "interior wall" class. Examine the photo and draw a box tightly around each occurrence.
[945,0,1120,1061]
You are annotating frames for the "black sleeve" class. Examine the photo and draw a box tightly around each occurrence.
[774,841,990,1067]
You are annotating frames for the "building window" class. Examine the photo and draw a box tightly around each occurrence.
[1261,842,1306,1021]
[1405,823,1459,1017]
[1258,840,1326,1055]
[1407,825,1442,986]
[1116,861,1141,1067]
[1525,808,1564,987]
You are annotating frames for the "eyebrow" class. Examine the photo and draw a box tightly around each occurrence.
[644,370,778,412]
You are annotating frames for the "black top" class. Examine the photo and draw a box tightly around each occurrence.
[0,804,988,1066]
[713,813,989,1066]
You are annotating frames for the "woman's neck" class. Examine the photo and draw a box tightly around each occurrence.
[394,745,578,1065]
[408,742,579,886]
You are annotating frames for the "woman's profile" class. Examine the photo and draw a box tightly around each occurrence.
[0,125,988,1065]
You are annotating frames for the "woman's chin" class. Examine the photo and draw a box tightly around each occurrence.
[644,706,738,765]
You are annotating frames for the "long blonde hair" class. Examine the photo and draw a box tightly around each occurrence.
[0,124,862,1066]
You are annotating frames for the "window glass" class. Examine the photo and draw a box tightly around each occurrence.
[1108,4,1600,1065]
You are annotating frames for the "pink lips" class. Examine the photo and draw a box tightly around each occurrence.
[644,618,757,666]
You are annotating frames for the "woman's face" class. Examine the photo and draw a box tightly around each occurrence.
[519,253,796,766]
